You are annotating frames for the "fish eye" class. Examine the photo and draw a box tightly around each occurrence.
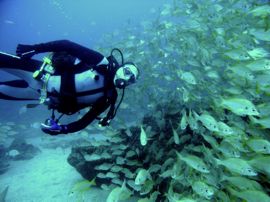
[245,106,249,110]
[263,146,267,150]
[247,169,252,172]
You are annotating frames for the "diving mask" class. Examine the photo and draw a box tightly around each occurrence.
[113,63,139,89]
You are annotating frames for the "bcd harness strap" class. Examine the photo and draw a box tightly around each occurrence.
[34,56,114,115]
[58,71,77,114]
[34,50,124,124]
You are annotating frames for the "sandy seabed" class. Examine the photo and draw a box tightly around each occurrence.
[0,147,108,202]
[0,135,138,202]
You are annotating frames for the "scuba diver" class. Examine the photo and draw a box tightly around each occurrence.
[0,40,139,135]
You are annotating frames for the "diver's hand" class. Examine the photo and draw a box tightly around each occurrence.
[41,119,66,135]
[16,44,36,59]
[98,117,111,127]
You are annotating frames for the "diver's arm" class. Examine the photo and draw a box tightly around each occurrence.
[63,89,118,133]
[41,90,118,135]
[105,89,118,120]
[34,40,106,66]
[17,40,108,66]
[62,97,111,134]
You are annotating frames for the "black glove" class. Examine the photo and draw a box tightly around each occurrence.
[16,44,36,59]
[40,119,67,135]
[98,117,111,127]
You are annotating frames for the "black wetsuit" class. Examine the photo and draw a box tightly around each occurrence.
[0,40,118,134]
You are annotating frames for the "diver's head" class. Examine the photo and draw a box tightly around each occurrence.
[113,63,139,89]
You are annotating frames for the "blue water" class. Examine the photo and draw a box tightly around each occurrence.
[0,0,169,52]
[0,1,170,201]
[0,0,169,123]
[1,0,270,201]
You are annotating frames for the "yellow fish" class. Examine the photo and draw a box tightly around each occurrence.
[140,126,148,146]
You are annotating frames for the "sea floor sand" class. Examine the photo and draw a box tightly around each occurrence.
[0,136,139,202]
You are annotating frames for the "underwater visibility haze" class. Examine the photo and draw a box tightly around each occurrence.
[1,0,270,201]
